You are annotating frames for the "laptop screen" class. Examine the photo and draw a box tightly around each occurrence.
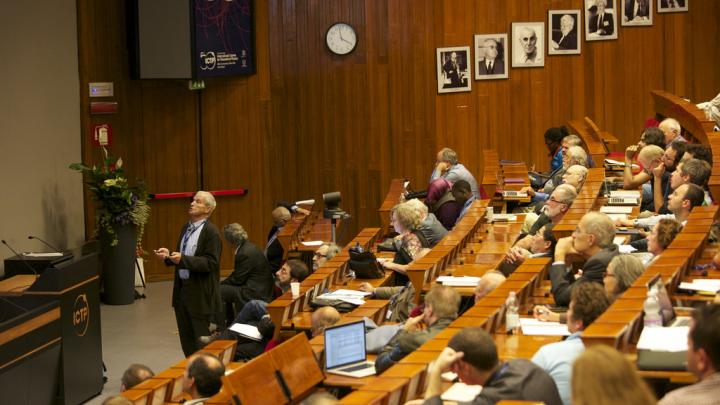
[324,320,366,369]
[646,274,676,325]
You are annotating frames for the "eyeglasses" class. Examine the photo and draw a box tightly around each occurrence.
[548,197,567,205]
[313,252,328,258]
[603,272,616,278]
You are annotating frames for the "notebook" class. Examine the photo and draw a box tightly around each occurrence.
[324,320,376,378]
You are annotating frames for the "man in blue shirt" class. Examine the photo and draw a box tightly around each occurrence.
[532,283,611,405]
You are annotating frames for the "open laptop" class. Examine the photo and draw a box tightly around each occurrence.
[324,320,376,378]
[647,274,692,327]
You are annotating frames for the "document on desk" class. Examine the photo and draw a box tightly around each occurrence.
[678,279,720,292]
[317,289,371,305]
[301,240,324,247]
[437,276,481,287]
[610,190,641,199]
[637,326,689,352]
[601,206,633,214]
[605,159,640,169]
[441,383,483,402]
[23,252,64,257]
[519,318,571,336]
[618,244,637,253]
[228,323,263,341]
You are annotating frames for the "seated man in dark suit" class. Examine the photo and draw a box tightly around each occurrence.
[375,285,460,373]
[551,14,578,51]
[550,212,619,306]
[220,223,275,325]
[419,328,562,405]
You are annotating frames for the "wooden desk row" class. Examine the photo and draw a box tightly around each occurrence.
[481,149,500,197]
[378,178,407,237]
[268,227,384,339]
[552,168,606,239]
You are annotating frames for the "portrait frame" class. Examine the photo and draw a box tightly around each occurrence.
[621,0,654,26]
[474,34,509,80]
[548,10,582,55]
[436,46,472,93]
[511,22,545,68]
[657,0,688,13]
[585,0,619,41]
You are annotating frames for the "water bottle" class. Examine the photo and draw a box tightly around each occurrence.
[505,292,520,334]
[643,288,663,328]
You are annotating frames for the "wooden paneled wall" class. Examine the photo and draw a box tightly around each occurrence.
[76,0,720,281]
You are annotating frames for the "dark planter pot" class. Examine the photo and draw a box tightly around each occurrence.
[99,223,137,305]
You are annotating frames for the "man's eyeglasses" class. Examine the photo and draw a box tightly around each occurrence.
[603,272,616,278]
[313,252,328,259]
[548,197,567,205]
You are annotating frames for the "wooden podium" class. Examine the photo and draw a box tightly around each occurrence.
[0,251,103,404]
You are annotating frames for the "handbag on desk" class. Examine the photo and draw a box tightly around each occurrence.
[348,248,385,279]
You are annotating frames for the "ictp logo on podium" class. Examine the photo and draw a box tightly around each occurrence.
[92,124,112,147]
[73,293,90,337]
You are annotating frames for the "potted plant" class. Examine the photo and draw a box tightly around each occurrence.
[70,147,150,304]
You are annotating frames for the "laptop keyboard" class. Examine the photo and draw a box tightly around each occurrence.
[339,362,374,372]
[672,317,691,327]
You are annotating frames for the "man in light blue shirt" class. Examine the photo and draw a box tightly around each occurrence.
[531,283,610,405]
[430,148,480,198]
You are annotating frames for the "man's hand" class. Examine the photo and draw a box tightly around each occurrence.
[652,163,666,178]
[169,252,182,265]
[358,282,375,294]
[554,236,575,262]
[403,314,425,332]
[533,305,560,322]
[436,161,450,176]
[296,207,311,216]
[625,145,639,161]
[154,248,170,261]
[505,247,530,264]
[614,218,634,227]
[519,186,536,197]
[431,347,464,375]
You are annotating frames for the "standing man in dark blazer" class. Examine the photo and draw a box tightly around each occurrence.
[155,191,222,356]
[265,205,292,272]
[220,223,274,324]
[549,212,619,307]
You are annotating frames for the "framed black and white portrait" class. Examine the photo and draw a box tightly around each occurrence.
[657,0,688,13]
[548,10,582,55]
[585,0,618,41]
[621,0,653,25]
[474,34,508,80]
[511,22,545,68]
[436,46,471,93]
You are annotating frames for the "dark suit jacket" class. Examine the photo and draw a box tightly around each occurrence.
[170,221,223,317]
[589,12,615,36]
[424,359,562,405]
[550,244,619,306]
[265,226,284,272]
[221,240,275,305]
[477,58,505,75]
[552,30,577,50]
[625,0,650,20]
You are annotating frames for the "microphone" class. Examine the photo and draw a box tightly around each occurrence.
[28,235,62,253]
[1,240,39,277]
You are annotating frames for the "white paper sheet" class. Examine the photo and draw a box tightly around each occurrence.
[678,279,720,292]
[601,206,633,214]
[300,240,324,247]
[618,244,637,253]
[636,326,689,352]
[229,323,263,341]
[441,383,483,402]
[610,190,641,198]
[605,159,640,169]
[437,276,481,287]
[519,318,571,336]
[606,214,629,222]
[23,252,63,257]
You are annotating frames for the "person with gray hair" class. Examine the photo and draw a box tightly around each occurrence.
[515,184,577,252]
[549,211,619,306]
[154,191,223,356]
[473,271,507,302]
[405,198,448,247]
[550,14,577,51]
[430,147,480,198]
[220,223,275,324]
[659,117,686,145]
[544,146,588,193]
[312,242,341,271]
[120,364,154,391]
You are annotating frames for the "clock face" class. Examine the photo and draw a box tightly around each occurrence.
[326,23,357,55]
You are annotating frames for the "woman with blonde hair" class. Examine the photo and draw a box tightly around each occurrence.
[571,345,656,405]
